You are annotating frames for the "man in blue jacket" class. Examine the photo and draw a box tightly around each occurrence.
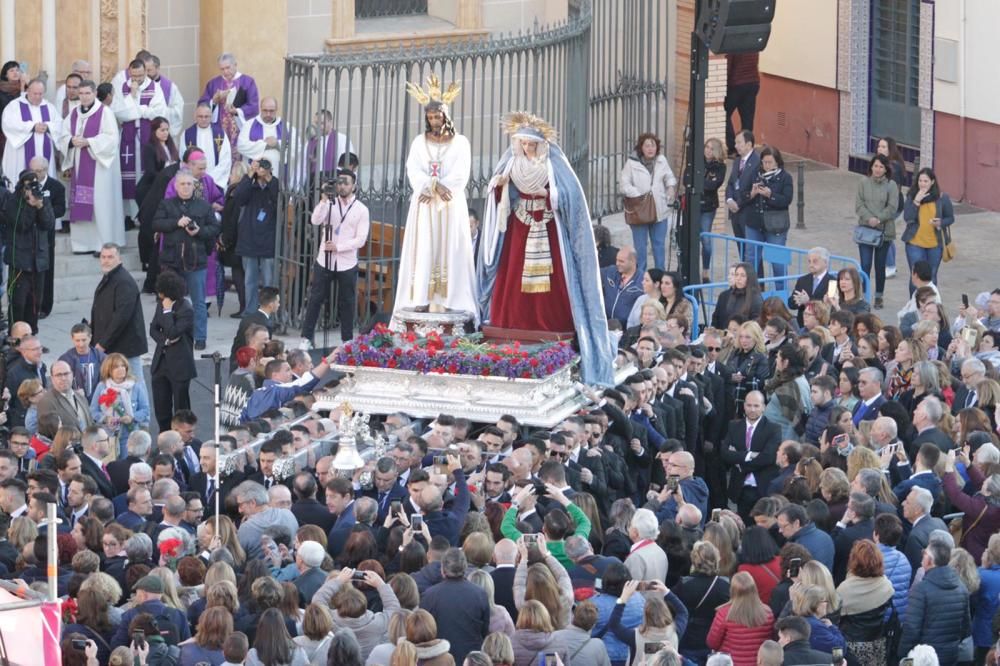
[891,443,942,503]
[777,503,834,572]
[241,355,334,422]
[600,246,643,328]
[645,451,709,525]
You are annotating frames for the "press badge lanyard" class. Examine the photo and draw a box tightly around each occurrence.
[324,197,356,270]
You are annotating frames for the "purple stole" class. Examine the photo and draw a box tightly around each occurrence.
[119,80,156,199]
[184,123,225,163]
[157,76,173,102]
[68,106,105,222]
[20,102,53,163]
[308,133,339,172]
[248,119,284,142]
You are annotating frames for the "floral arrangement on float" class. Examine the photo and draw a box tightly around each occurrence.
[332,324,577,379]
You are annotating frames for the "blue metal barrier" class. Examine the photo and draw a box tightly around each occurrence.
[683,233,871,334]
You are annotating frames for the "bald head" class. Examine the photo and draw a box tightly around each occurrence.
[157,430,183,456]
[260,97,278,122]
[419,484,444,513]
[268,484,292,509]
[494,538,517,564]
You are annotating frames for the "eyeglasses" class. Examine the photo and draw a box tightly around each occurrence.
[706,346,721,352]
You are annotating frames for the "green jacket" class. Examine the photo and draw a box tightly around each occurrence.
[855,175,900,240]
[500,502,592,569]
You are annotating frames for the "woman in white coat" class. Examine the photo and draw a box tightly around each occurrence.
[620,133,677,274]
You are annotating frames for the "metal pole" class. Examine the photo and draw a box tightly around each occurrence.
[681,1,709,287]
[201,352,224,538]
[796,161,806,229]
[46,503,57,603]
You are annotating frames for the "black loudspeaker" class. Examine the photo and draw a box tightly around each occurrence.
[696,0,776,54]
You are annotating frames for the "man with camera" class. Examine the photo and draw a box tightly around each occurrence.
[2,170,56,333]
[234,158,279,316]
[299,168,369,348]
[151,170,220,350]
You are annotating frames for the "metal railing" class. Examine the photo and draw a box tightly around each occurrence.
[683,233,871,334]
[278,0,668,335]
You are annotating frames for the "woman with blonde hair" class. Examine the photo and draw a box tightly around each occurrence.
[572,491,604,552]
[706,571,775,666]
[795,457,823,497]
[365,608,413,665]
[462,532,495,571]
[624,299,667,347]
[467,569,514,636]
[674,541,731,663]
[513,537,574,629]
[405,609,454,666]
[198,515,245,569]
[791,584,846,654]
[149,566,184,611]
[89,352,150,458]
[703,522,738,577]
[797,560,840,616]
[885,338,926,399]
[481,632,515,666]
[9,516,37,555]
[729,320,769,418]
[292,603,335,665]
[510,600,564,666]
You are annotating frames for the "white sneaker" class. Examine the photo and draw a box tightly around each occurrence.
[886,266,897,278]
[298,338,313,351]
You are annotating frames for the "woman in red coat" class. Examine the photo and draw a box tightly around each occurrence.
[736,526,783,604]
[706,571,775,666]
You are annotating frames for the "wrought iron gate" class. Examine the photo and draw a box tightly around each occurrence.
[278,0,668,334]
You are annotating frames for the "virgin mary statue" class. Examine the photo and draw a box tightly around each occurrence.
[477,112,614,386]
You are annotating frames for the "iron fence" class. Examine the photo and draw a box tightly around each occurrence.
[278,0,668,336]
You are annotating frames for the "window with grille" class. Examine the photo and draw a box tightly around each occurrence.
[870,0,921,147]
[355,0,428,19]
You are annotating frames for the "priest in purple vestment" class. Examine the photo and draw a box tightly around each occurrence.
[198,52,260,159]
[112,59,167,214]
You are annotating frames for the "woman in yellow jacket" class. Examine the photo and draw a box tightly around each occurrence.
[902,167,955,296]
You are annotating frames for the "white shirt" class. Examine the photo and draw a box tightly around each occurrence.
[743,417,762,487]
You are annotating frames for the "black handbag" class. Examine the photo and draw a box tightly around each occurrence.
[762,209,790,235]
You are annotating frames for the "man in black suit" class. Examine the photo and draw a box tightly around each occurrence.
[481,462,512,504]
[78,425,116,499]
[851,367,886,428]
[787,247,834,328]
[92,243,148,380]
[356,457,407,524]
[229,286,279,371]
[149,271,196,433]
[910,396,955,455]
[901,486,947,576]
[245,440,291,491]
[831,492,876,583]
[490,538,519,623]
[720,390,781,520]
[325,477,357,557]
[953,357,987,415]
[189,443,240,518]
[723,129,761,251]
[107,430,151,497]
[290,471,335,533]
[31,156,66,319]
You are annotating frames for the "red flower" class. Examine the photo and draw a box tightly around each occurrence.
[97,388,118,409]
[393,348,403,356]
[529,358,540,367]
[159,537,183,559]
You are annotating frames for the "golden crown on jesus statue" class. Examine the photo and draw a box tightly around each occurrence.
[405,73,461,107]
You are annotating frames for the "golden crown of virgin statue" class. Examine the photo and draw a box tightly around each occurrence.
[405,74,461,106]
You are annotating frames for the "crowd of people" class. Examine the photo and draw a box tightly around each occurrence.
[0,41,994,666]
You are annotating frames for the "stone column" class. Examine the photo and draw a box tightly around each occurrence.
[330,0,355,40]
[200,0,288,108]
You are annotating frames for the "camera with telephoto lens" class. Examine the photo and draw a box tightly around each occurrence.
[28,180,43,199]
